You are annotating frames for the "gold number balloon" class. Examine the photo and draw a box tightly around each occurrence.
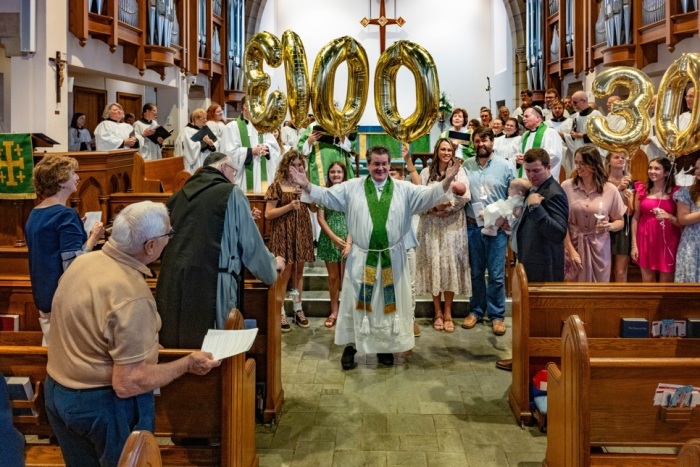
[281,30,310,131]
[374,40,440,144]
[311,36,369,138]
[244,32,287,133]
[656,53,700,160]
[586,66,653,155]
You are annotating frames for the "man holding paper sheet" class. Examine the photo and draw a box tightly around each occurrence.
[45,201,220,467]
[156,152,284,349]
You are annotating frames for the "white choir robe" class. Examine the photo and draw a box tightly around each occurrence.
[174,125,218,174]
[302,178,449,354]
[546,118,574,174]
[94,120,144,151]
[562,109,604,157]
[493,134,522,164]
[222,119,281,193]
[133,119,163,160]
[522,125,564,181]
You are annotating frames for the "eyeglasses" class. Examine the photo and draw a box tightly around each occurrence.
[223,163,237,176]
[144,229,175,245]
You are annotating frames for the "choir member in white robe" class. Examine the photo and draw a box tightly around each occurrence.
[94,103,142,151]
[206,104,227,143]
[132,103,164,160]
[493,118,522,166]
[564,91,604,156]
[289,146,461,366]
[174,109,217,174]
[545,99,574,174]
[221,97,280,193]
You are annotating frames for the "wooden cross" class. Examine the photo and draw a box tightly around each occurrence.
[360,0,405,53]
[48,51,67,104]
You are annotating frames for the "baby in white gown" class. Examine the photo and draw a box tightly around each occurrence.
[480,178,532,236]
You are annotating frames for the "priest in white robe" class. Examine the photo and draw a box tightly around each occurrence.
[221,97,280,193]
[520,107,563,181]
[289,145,461,369]
[94,103,143,151]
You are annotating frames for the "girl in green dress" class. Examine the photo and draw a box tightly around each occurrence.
[316,162,351,328]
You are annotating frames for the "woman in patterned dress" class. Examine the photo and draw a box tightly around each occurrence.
[674,158,700,282]
[316,162,351,328]
[265,149,315,331]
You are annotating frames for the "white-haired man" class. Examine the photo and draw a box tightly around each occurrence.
[45,201,221,467]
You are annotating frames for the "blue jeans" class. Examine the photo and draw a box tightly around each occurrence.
[467,223,506,322]
[45,376,154,467]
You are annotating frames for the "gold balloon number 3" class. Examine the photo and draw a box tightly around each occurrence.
[587,67,653,155]
[656,53,700,159]
[244,32,287,134]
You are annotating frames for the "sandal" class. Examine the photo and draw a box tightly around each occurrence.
[433,316,444,331]
[443,320,455,333]
[324,314,337,328]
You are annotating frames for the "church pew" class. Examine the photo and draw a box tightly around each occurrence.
[509,263,700,425]
[544,315,700,467]
[117,430,162,467]
[0,309,259,467]
[132,153,191,193]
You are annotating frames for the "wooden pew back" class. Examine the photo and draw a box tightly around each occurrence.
[132,154,190,193]
[510,263,700,425]
[545,315,700,467]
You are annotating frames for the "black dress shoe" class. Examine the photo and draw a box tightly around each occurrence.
[377,353,394,366]
[496,358,512,371]
[341,345,357,370]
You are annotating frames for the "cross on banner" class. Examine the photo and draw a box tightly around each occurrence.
[0,134,36,200]
[360,0,405,53]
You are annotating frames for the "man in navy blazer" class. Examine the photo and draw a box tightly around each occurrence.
[515,147,569,282]
[497,147,568,371]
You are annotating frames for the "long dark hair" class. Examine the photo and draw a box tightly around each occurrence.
[646,157,676,194]
[325,161,347,187]
[690,160,700,204]
[70,113,85,129]
[428,138,459,183]
[573,146,607,194]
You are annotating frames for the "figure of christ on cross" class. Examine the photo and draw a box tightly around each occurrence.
[360,0,405,53]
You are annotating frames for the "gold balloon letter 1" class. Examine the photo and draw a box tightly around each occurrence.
[374,41,440,145]
[311,36,370,138]
[281,30,310,131]
[656,53,700,159]
[244,31,287,133]
[586,66,653,154]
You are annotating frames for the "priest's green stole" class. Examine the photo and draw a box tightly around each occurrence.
[357,176,396,313]
[237,118,266,191]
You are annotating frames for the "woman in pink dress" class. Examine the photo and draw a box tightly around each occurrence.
[631,157,683,282]
[562,146,625,282]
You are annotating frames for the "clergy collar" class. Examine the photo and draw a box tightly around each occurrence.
[527,123,546,133]
[494,132,504,138]
[239,116,249,125]
[186,123,199,129]
[107,118,120,123]
[140,117,152,124]
[505,133,518,139]
[550,116,567,122]
[578,107,594,117]
[373,178,388,191]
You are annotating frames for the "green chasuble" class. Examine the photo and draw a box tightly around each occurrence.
[357,176,396,313]
[237,117,267,191]
[520,123,547,177]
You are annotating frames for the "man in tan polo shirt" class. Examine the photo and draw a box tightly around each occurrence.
[45,201,220,467]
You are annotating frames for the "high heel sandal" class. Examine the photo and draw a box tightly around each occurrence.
[433,314,444,331]
[324,313,337,328]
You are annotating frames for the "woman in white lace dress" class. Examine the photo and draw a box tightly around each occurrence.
[415,138,471,333]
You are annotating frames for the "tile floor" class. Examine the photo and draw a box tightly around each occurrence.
[256,317,548,467]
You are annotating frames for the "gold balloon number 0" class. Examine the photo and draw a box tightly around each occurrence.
[656,53,700,159]
[587,66,653,155]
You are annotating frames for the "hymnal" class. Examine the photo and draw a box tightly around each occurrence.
[686,318,700,338]
[0,314,19,331]
[128,130,140,149]
[190,125,217,143]
[4,376,37,416]
[448,130,471,144]
[652,319,687,337]
[620,318,649,338]
[145,126,173,146]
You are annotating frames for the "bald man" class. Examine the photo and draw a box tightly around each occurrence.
[563,91,604,158]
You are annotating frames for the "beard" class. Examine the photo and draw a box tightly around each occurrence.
[477,147,492,158]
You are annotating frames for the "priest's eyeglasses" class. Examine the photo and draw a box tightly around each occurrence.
[144,229,175,244]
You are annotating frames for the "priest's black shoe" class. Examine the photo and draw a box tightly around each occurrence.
[377,353,394,366]
[341,345,357,370]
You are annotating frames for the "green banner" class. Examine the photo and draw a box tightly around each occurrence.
[0,134,36,200]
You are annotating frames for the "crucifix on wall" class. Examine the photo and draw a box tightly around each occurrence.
[360,0,405,53]
[48,51,67,104]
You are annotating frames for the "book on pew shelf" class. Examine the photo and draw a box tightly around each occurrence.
[652,319,686,337]
[0,314,19,331]
[4,376,37,416]
[620,318,649,338]
[448,130,471,144]
[686,318,700,338]
[190,125,217,143]
[146,126,173,146]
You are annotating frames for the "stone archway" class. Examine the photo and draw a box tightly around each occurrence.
[245,0,528,95]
